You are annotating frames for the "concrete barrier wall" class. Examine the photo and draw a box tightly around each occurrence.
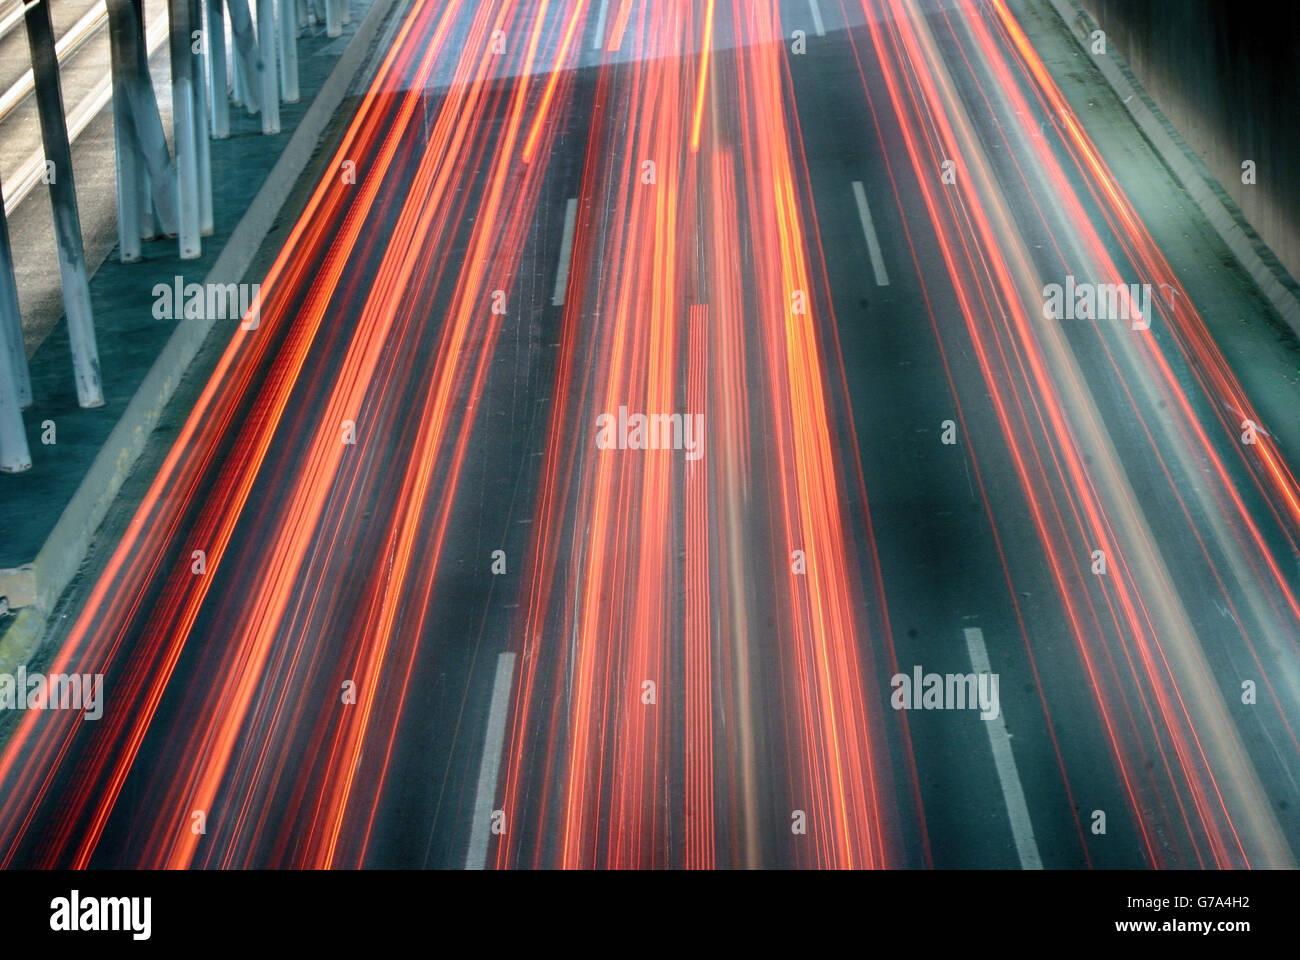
[1076,0,1300,284]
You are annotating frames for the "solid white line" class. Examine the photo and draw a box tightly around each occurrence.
[465,651,517,870]
[964,627,1043,870]
[2,6,169,216]
[592,0,608,50]
[0,2,108,125]
[552,197,579,306]
[808,0,825,37]
[851,181,890,286]
[0,3,26,43]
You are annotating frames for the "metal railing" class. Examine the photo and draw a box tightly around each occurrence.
[0,0,351,472]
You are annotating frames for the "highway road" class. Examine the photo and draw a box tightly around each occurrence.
[0,0,1298,869]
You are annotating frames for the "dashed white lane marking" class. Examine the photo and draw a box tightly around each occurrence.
[592,0,608,50]
[808,0,825,37]
[552,198,579,306]
[851,180,890,286]
[964,627,1042,870]
[465,651,516,870]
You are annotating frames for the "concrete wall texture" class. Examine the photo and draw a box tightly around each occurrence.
[1076,0,1300,285]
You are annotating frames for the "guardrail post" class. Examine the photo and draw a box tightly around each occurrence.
[206,0,230,137]
[227,0,262,117]
[255,0,280,133]
[0,318,32,473]
[0,175,30,471]
[108,0,143,260]
[112,0,179,238]
[278,0,298,103]
[24,0,103,408]
[0,176,30,412]
[130,0,158,240]
[168,0,202,258]
[190,0,213,234]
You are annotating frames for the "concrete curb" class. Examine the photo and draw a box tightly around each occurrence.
[0,0,399,676]
[1045,0,1300,340]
